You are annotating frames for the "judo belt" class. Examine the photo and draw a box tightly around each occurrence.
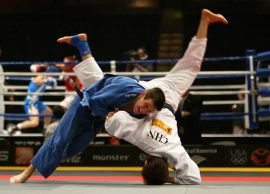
[74,83,83,100]
[163,103,175,114]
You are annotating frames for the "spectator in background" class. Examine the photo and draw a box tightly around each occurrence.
[29,56,83,110]
[56,56,84,110]
[231,91,246,134]
[7,66,59,135]
[175,90,203,144]
[125,47,153,80]
[137,47,148,60]
[43,56,81,140]
[135,47,152,72]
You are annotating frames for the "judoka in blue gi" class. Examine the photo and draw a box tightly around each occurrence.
[10,34,165,183]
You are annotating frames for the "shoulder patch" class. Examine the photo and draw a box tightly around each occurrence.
[151,119,172,135]
[125,93,137,98]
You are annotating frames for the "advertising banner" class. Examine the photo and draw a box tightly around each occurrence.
[1,135,269,167]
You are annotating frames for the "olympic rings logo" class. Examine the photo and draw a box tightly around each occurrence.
[230,150,248,165]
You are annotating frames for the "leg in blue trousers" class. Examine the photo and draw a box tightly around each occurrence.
[31,96,94,178]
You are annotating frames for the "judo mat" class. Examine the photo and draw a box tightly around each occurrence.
[0,167,270,194]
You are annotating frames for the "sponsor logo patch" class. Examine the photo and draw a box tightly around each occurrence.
[151,119,172,135]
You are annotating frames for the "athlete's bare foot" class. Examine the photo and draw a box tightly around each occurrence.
[57,33,91,60]
[57,33,88,45]
[202,9,228,25]
[9,165,35,183]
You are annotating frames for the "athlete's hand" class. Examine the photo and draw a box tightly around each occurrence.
[107,108,119,118]
[107,111,115,118]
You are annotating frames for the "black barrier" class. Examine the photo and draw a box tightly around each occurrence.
[0,136,44,166]
[1,135,270,167]
[60,144,270,167]
[0,136,44,147]
[0,145,14,165]
[185,145,270,167]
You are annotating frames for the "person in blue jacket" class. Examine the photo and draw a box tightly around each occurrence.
[10,33,165,183]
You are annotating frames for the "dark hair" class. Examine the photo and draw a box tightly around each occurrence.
[53,105,66,119]
[145,87,165,111]
[142,155,169,185]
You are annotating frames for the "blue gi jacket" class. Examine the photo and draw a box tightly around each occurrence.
[80,74,145,116]
[27,80,46,100]
[27,78,56,102]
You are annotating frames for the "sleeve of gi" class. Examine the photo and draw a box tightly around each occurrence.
[139,37,207,112]
[73,57,103,88]
[164,145,201,184]
[85,78,143,116]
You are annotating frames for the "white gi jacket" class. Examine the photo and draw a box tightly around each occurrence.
[105,37,207,184]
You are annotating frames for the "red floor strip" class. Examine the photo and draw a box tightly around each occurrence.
[1,175,270,182]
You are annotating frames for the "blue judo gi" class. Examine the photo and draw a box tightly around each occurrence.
[31,74,145,178]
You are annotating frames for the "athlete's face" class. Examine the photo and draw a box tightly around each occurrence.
[133,93,157,115]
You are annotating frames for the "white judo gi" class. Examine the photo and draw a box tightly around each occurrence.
[75,37,207,184]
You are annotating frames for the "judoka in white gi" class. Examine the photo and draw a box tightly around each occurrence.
[104,9,228,184]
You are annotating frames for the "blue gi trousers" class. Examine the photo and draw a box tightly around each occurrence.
[31,96,101,178]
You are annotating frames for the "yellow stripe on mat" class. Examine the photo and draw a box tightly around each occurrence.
[0,166,270,172]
